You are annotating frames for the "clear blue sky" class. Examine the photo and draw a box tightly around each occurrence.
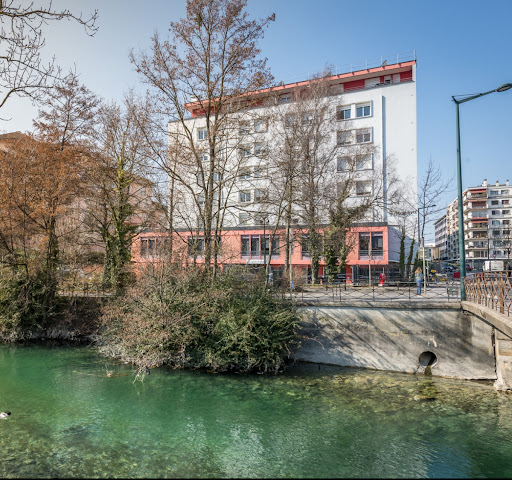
[1,0,511,242]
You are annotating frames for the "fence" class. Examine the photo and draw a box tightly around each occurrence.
[288,279,461,304]
[465,272,512,316]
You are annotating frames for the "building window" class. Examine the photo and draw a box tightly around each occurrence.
[492,210,500,215]
[492,220,501,226]
[200,152,209,163]
[241,235,250,255]
[490,190,499,196]
[359,232,383,258]
[285,114,296,128]
[239,122,251,135]
[301,234,310,259]
[503,200,510,205]
[197,194,205,205]
[212,171,222,182]
[239,145,252,158]
[337,130,351,145]
[239,212,250,226]
[336,105,351,121]
[302,113,313,125]
[356,103,371,118]
[239,190,251,203]
[252,164,266,178]
[337,156,350,172]
[501,190,509,195]
[141,236,170,257]
[197,128,207,141]
[254,142,266,157]
[251,235,260,256]
[503,210,510,215]
[188,236,205,256]
[356,154,372,170]
[356,128,372,143]
[280,93,292,103]
[254,118,267,133]
[356,180,372,196]
[254,188,267,202]
[239,167,251,181]
[492,200,499,205]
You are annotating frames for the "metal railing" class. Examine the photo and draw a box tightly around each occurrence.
[288,279,461,304]
[465,272,512,316]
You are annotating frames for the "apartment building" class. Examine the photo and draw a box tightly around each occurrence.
[435,179,512,270]
[434,216,447,260]
[136,53,418,280]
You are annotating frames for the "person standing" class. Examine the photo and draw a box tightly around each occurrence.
[415,267,424,295]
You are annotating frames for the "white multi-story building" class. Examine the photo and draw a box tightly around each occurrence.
[435,179,512,270]
[149,53,418,280]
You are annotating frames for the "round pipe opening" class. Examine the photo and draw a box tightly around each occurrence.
[419,351,437,368]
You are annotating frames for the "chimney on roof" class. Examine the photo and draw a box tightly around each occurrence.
[482,179,487,186]
[496,180,500,186]
[507,180,510,186]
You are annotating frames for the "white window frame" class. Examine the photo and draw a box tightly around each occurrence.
[239,145,252,158]
[239,212,250,226]
[356,103,371,118]
[355,128,372,144]
[254,142,266,157]
[337,130,352,146]
[280,93,292,104]
[302,113,313,125]
[254,188,267,202]
[337,156,350,172]
[337,105,351,121]
[355,180,372,196]
[239,167,251,181]
[239,121,251,136]
[197,128,207,141]
[356,154,373,170]
[239,190,251,203]
[254,118,268,133]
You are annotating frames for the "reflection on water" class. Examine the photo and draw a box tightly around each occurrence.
[1,345,512,478]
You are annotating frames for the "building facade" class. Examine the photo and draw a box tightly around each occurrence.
[435,179,512,270]
[136,54,418,281]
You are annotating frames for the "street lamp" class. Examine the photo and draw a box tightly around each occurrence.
[452,83,512,300]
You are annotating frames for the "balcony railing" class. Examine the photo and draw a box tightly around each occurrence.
[359,249,384,260]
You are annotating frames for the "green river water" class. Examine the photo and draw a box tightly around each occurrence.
[1,344,512,478]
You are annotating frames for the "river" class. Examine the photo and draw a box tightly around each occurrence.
[1,344,512,478]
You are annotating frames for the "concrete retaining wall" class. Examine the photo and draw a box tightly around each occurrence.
[293,305,496,380]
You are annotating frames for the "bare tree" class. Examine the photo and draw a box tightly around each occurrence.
[417,156,453,245]
[0,1,98,113]
[130,0,275,276]
[87,93,161,292]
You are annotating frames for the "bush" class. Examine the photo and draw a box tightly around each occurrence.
[97,264,300,373]
[0,268,57,341]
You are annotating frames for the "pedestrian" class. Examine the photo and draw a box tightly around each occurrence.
[415,267,424,295]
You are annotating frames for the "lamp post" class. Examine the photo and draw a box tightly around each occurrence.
[452,83,512,300]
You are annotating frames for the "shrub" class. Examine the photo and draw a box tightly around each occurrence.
[97,264,300,373]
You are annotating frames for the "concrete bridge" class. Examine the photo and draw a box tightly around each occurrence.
[291,284,512,392]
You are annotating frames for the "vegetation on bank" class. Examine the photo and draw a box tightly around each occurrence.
[97,264,301,373]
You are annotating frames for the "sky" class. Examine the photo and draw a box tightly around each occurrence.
[1,0,511,242]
